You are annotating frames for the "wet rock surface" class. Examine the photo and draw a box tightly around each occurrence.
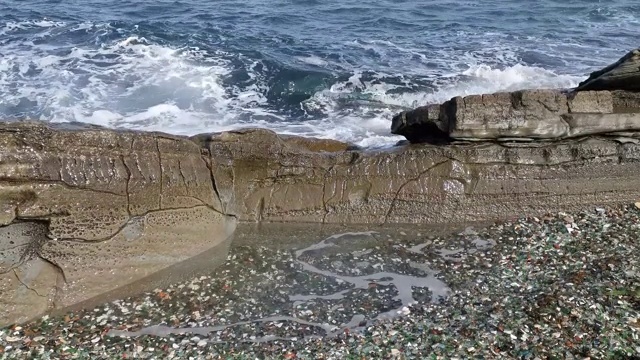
[1,203,638,359]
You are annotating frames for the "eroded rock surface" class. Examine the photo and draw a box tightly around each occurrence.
[197,128,640,225]
[0,122,236,326]
[3,123,640,327]
[392,89,640,142]
[4,48,640,327]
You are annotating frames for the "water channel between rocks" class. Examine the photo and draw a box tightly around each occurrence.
[107,221,494,342]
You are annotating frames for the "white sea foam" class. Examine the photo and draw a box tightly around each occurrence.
[1,34,260,135]
[0,27,585,148]
[1,19,65,32]
[300,63,582,147]
[295,55,328,67]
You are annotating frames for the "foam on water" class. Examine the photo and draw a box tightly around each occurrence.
[1,32,258,134]
[0,18,605,148]
[297,64,583,147]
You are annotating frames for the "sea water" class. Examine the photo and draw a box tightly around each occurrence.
[1,0,638,147]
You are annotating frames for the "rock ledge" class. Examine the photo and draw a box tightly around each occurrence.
[3,49,640,327]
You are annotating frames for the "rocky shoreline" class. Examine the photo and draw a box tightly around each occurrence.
[1,203,638,359]
[2,48,640,336]
[391,49,640,143]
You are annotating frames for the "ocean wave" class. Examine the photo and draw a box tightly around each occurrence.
[304,64,581,113]
[298,63,582,147]
[0,19,66,32]
[0,18,600,148]
[1,33,263,134]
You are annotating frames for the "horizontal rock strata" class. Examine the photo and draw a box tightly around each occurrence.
[391,49,640,143]
[3,123,640,326]
[199,128,640,224]
[392,89,640,142]
[576,49,640,92]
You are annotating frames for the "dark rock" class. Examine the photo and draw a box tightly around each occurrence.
[391,104,450,144]
[576,49,640,92]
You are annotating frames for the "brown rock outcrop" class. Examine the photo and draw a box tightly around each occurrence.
[392,49,640,143]
[3,122,640,327]
[0,122,236,326]
[196,127,640,224]
[4,48,640,328]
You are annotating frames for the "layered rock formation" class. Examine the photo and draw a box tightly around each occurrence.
[392,89,640,143]
[2,48,640,326]
[576,49,640,92]
[198,128,640,224]
[0,123,236,326]
[391,49,640,143]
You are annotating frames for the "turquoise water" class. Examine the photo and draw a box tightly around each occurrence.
[1,0,638,146]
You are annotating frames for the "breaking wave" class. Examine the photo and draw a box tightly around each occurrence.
[0,14,618,147]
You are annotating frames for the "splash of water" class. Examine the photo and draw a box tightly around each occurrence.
[1,19,589,148]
